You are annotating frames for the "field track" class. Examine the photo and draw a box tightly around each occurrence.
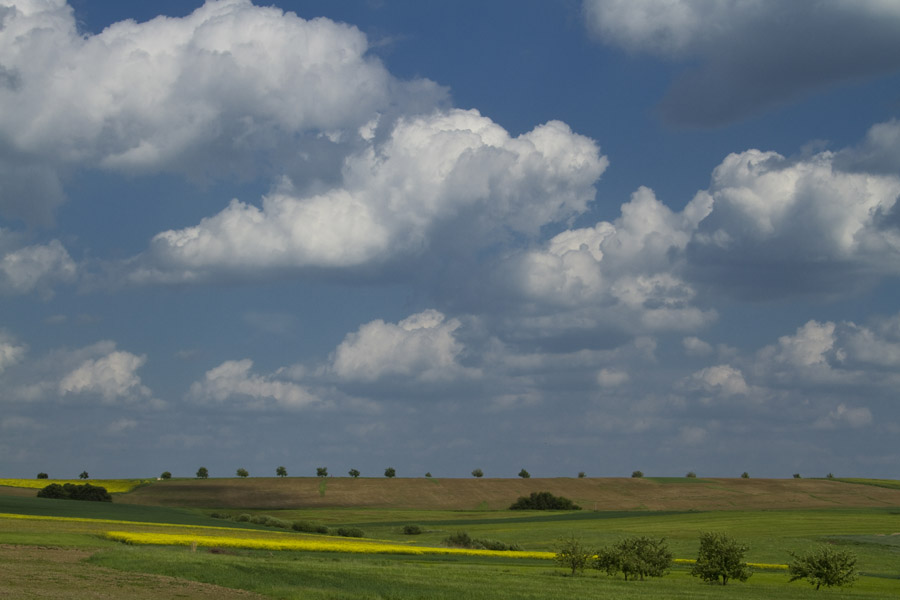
[108,477,900,510]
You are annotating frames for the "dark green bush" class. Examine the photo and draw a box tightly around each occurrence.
[235,513,251,522]
[292,520,330,534]
[509,491,581,510]
[402,524,424,535]
[36,473,49,479]
[443,530,520,551]
[336,527,365,538]
[37,483,111,502]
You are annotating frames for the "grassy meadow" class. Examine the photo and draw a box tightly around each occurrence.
[1,476,899,598]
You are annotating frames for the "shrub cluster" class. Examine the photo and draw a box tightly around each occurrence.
[509,491,581,510]
[37,483,111,502]
[595,536,672,580]
[443,530,521,551]
[291,520,331,534]
[335,527,366,538]
[402,524,424,535]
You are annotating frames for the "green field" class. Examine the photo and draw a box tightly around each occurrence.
[2,477,900,598]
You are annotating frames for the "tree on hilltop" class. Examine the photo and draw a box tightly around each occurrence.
[79,471,89,479]
[518,468,530,478]
[384,467,396,478]
[196,466,209,479]
[348,468,360,478]
[316,467,328,477]
[276,466,287,477]
[236,468,249,478]
[471,468,484,478]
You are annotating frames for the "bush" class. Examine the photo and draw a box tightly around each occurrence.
[509,491,581,510]
[554,535,592,576]
[160,471,172,480]
[578,471,586,478]
[594,536,672,581]
[471,468,484,478]
[292,520,329,534]
[316,467,328,477]
[335,527,365,538]
[793,473,802,479]
[384,467,396,478]
[631,470,643,478]
[79,471,89,480]
[518,468,530,478]
[348,468,360,478]
[686,471,697,478]
[37,473,49,479]
[425,472,432,478]
[37,483,111,502]
[788,546,858,590]
[826,472,834,479]
[691,532,752,585]
[235,514,252,522]
[443,530,519,551]
[236,468,249,478]
[402,524,424,535]
[741,472,750,479]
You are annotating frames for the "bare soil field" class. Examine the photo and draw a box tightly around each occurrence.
[0,545,263,600]
[115,477,900,511]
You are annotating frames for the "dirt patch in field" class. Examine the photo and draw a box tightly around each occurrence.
[116,477,900,511]
[0,545,263,599]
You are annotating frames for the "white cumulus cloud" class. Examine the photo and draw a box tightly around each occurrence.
[190,359,320,409]
[59,349,152,403]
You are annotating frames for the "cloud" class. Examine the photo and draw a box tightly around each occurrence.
[189,359,321,409]
[686,364,750,399]
[0,0,444,222]
[59,349,152,403]
[682,336,713,357]
[332,309,476,382]
[813,403,873,430]
[583,0,900,126]
[838,119,900,175]
[0,331,25,373]
[0,235,77,297]
[130,109,606,281]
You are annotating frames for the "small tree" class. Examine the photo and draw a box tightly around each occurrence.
[686,471,697,478]
[691,532,752,585]
[196,467,209,479]
[631,470,643,478]
[793,473,802,479]
[276,466,287,477]
[578,471,586,478]
[316,467,328,477]
[595,536,672,581]
[384,467,396,478]
[788,546,858,590]
[160,471,172,480]
[741,472,750,479]
[518,468,530,478]
[555,535,592,576]
[236,468,249,478]
[471,468,484,478]
[826,472,834,479]
[348,468,360,478]
[79,471,89,480]
[425,472,432,478]
[37,473,49,479]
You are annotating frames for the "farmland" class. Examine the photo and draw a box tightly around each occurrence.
[2,476,900,598]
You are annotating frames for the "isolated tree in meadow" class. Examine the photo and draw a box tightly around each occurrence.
[595,536,673,581]
[554,535,592,576]
[37,473,49,479]
[471,468,484,478]
[741,472,750,479]
[425,472,432,478]
[691,532,752,585]
[578,471,586,478]
[788,545,858,590]
[236,468,249,478]
[348,468,360,478]
[686,471,697,478]
[276,466,287,477]
[196,467,209,479]
[160,471,172,480]
[793,473,802,478]
[631,470,643,478]
[518,468,530,478]
[384,467,396,478]
[316,467,328,477]
[79,471,89,480]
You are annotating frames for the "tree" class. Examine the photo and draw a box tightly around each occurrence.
[276,466,287,477]
[554,535,592,576]
[425,472,432,478]
[826,472,834,479]
[741,472,750,479]
[686,471,697,478]
[316,467,328,477]
[631,470,643,478]
[578,471,586,478]
[384,467,396,478]
[160,471,172,480]
[509,491,581,510]
[37,473,49,479]
[348,468,360,478]
[236,468,249,478]
[691,532,752,585]
[471,468,484,478]
[793,473,802,478]
[196,467,209,479]
[79,471,89,480]
[594,536,673,581]
[518,468,530,479]
[788,546,858,590]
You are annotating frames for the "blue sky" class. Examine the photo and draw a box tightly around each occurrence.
[2,0,900,480]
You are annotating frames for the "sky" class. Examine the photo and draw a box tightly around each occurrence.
[1,0,899,480]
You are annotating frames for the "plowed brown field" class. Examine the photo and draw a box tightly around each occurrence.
[115,477,900,511]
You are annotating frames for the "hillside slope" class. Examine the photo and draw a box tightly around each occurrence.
[116,477,900,511]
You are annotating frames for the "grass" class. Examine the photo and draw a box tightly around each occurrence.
[2,477,900,598]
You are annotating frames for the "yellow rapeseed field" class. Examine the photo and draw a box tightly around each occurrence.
[0,478,151,493]
[673,558,787,570]
[105,531,557,559]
